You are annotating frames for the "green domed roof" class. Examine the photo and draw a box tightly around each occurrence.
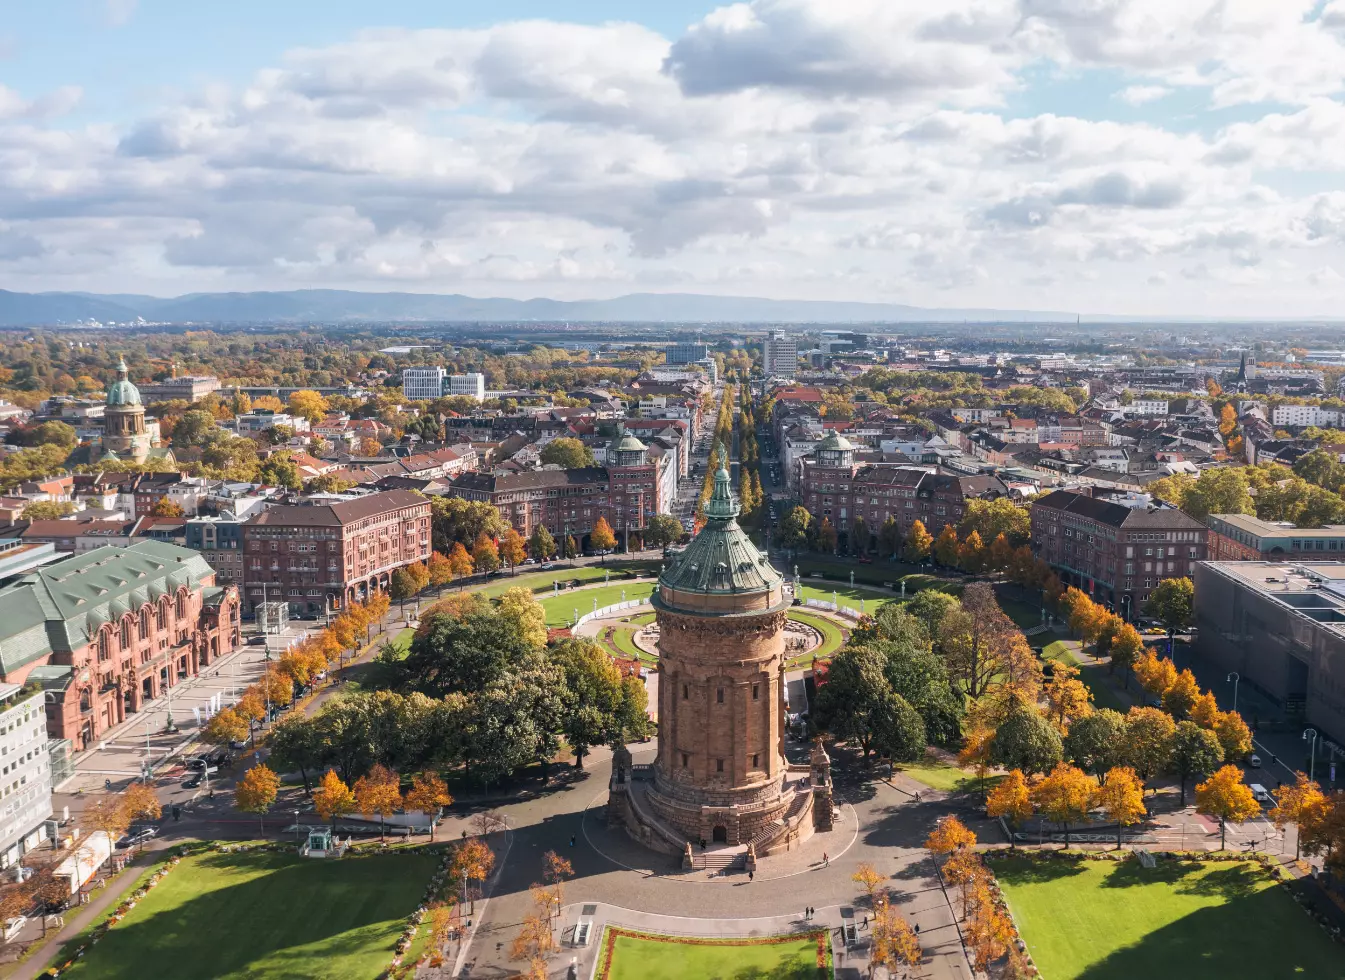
[657,466,782,599]
[816,429,854,452]
[106,357,142,408]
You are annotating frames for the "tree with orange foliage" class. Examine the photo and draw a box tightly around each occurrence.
[1213,710,1253,762]
[1196,764,1261,849]
[405,771,453,840]
[1108,623,1145,685]
[1162,668,1201,719]
[451,838,495,913]
[447,541,474,579]
[1095,766,1147,850]
[965,879,1015,971]
[591,516,617,555]
[427,550,454,591]
[1189,690,1221,730]
[957,726,995,797]
[870,899,923,977]
[500,527,527,573]
[353,764,403,840]
[925,815,976,857]
[313,769,356,831]
[986,770,1034,849]
[235,764,281,832]
[934,524,960,567]
[852,862,884,905]
[1030,763,1097,847]
[1270,772,1329,860]
[958,529,985,574]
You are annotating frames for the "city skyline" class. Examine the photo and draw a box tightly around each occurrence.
[3,1,1345,317]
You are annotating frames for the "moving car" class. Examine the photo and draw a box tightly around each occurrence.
[182,773,204,789]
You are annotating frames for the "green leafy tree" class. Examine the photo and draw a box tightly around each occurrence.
[529,524,557,560]
[878,516,903,558]
[28,420,78,448]
[1063,708,1128,777]
[22,500,76,520]
[989,701,1063,775]
[551,639,623,769]
[257,453,301,490]
[404,606,538,696]
[539,437,596,469]
[265,714,326,795]
[960,498,1030,546]
[813,647,926,762]
[778,506,811,551]
[1123,707,1177,790]
[903,520,933,563]
[171,409,219,447]
[645,514,685,550]
[1168,720,1225,805]
[906,591,958,640]
[1143,577,1194,638]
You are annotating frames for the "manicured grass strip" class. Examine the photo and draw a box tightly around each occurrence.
[62,850,438,980]
[796,583,893,614]
[783,610,847,668]
[992,855,1345,980]
[598,926,831,980]
[608,625,655,665]
[465,561,659,599]
[538,582,656,626]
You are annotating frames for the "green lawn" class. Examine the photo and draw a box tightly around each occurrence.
[601,928,829,980]
[539,582,657,626]
[459,561,659,600]
[784,609,846,666]
[1043,641,1129,713]
[796,582,892,615]
[607,624,655,664]
[896,750,1000,794]
[63,850,438,980]
[992,856,1345,980]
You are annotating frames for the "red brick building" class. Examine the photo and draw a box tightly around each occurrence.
[242,489,431,615]
[0,540,240,750]
[797,431,1010,548]
[1030,488,1208,619]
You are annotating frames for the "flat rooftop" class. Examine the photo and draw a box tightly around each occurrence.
[1204,561,1345,634]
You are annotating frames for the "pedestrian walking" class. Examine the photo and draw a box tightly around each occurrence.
[823,852,829,867]
[914,923,920,935]
[862,915,868,929]
[749,870,754,882]
[570,834,576,847]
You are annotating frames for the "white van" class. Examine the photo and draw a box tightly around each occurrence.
[1249,783,1273,805]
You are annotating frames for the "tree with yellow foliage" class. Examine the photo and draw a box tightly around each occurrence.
[957,726,996,798]
[1161,668,1201,719]
[447,541,474,579]
[1030,763,1096,847]
[235,763,281,832]
[958,529,985,574]
[986,770,1034,849]
[287,389,329,425]
[852,862,884,905]
[591,515,618,555]
[313,769,356,831]
[405,771,453,840]
[871,901,922,977]
[1196,764,1261,849]
[903,519,933,564]
[1189,690,1221,730]
[934,524,960,567]
[1045,661,1093,732]
[1269,772,1329,859]
[1213,710,1253,762]
[1095,766,1147,850]
[500,527,528,572]
[353,764,403,840]
[1108,623,1145,684]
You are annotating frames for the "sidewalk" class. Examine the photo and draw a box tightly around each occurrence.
[8,847,162,980]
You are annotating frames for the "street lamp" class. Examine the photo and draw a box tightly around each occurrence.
[294,810,301,845]
[1227,672,1240,713]
[1303,728,1319,782]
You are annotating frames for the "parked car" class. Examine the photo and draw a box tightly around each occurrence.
[115,827,157,849]
[1248,753,1262,768]
[182,773,203,789]
[540,562,557,570]
[247,635,268,646]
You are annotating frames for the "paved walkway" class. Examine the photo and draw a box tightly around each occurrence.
[8,845,164,980]
[456,742,979,980]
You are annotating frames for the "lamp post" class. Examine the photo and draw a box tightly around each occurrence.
[1304,728,1319,782]
[294,810,301,845]
[1227,672,1240,713]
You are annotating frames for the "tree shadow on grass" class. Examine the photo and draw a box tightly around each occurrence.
[985,855,1086,886]
[68,852,435,980]
[1097,859,1198,890]
[1074,887,1345,980]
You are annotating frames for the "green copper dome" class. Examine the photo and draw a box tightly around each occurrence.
[105,357,142,408]
[657,466,782,600]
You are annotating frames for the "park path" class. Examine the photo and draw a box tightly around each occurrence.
[7,845,165,980]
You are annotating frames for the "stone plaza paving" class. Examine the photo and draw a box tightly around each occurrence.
[457,741,977,979]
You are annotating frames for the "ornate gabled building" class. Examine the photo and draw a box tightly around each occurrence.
[608,466,832,863]
[0,540,240,751]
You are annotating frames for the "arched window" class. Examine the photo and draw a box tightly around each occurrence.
[176,590,187,620]
[156,600,167,631]
[139,607,150,640]
[98,630,110,661]
[119,617,131,648]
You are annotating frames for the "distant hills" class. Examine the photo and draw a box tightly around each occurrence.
[0,288,1082,326]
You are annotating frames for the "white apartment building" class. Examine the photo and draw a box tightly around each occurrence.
[1271,404,1342,428]
[447,373,486,401]
[0,686,53,867]
[402,367,448,401]
[762,331,798,379]
[1123,399,1170,417]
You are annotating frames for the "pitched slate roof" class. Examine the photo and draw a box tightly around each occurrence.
[658,467,781,601]
[0,540,215,677]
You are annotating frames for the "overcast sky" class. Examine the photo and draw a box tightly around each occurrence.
[4,0,1345,316]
